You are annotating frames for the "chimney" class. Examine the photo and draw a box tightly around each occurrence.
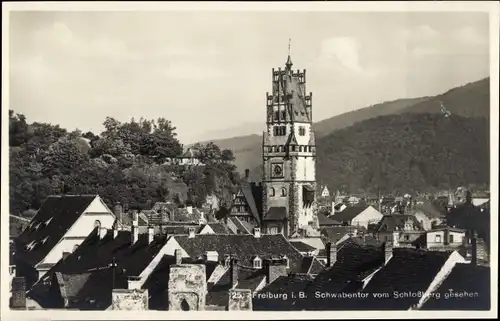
[147,226,154,244]
[230,257,239,288]
[11,277,26,309]
[175,248,183,265]
[113,202,123,223]
[392,231,399,247]
[188,227,196,238]
[253,227,261,238]
[127,276,141,290]
[265,258,288,285]
[131,213,139,244]
[384,241,393,264]
[62,251,71,260]
[186,205,193,214]
[168,209,175,222]
[245,169,250,180]
[331,202,336,216]
[326,242,337,267]
[99,227,108,240]
[471,231,478,266]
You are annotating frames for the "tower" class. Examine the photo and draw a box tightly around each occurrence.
[261,46,318,237]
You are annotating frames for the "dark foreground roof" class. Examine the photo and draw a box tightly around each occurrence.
[421,263,491,310]
[16,195,99,266]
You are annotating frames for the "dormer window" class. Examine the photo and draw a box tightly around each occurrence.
[283,255,290,268]
[35,222,42,230]
[94,220,101,228]
[41,236,49,244]
[253,257,262,269]
[45,217,53,226]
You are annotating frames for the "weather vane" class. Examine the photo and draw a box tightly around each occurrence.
[288,38,291,56]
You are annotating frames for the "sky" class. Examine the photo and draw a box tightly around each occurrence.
[9,10,490,144]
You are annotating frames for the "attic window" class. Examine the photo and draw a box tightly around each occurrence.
[45,217,53,225]
[35,222,42,230]
[253,257,262,269]
[41,236,49,244]
[26,241,36,251]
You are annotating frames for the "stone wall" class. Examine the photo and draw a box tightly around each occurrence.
[168,264,206,311]
[228,289,253,311]
[111,289,148,310]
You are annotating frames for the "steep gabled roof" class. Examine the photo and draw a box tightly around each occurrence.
[234,181,262,224]
[201,223,234,234]
[320,226,352,243]
[290,241,317,253]
[173,234,305,273]
[10,214,30,238]
[330,206,369,223]
[15,195,100,266]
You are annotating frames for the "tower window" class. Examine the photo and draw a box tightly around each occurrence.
[291,145,296,152]
[299,126,306,136]
[281,188,287,197]
[269,187,275,197]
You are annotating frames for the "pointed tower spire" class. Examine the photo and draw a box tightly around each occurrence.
[286,38,293,69]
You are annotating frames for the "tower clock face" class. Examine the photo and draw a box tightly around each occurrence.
[272,163,283,178]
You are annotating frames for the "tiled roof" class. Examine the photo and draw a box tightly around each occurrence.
[317,212,342,226]
[253,274,314,311]
[421,263,490,310]
[203,223,234,234]
[350,248,454,310]
[15,195,99,266]
[290,241,316,253]
[264,207,287,221]
[330,206,368,223]
[173,234,305,273]
[376,214,424,232]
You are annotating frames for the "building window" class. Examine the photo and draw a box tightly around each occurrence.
[281,110,286,120]
[274,111,279,121]
[449,234,454,243]
[94,220,101,228]
[283,256,290,268]
[270,227,278,235]
[404,235,409,241]
[435,235,442,243]
[299,126,306,136]
[291,145,296,152]
[269,187,275,197]
[281,188,287,197]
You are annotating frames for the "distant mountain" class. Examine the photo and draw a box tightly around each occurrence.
[192,122,264,144]
[316,113,489,194]
[401,78,490,118]
[195,77,490,184]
